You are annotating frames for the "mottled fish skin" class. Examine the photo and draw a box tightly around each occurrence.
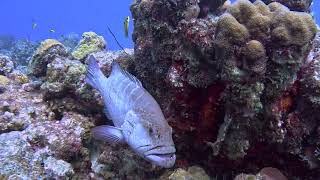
[85,55,176,168]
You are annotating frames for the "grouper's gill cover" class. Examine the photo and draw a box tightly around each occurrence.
[85,55,176,168]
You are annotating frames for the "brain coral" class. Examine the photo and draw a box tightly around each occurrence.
[262,0,312,12]
[215,0,316,81]
[217,0,316,46]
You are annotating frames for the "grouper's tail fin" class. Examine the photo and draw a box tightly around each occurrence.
[85,55,108,92]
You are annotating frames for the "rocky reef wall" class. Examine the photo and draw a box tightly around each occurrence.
[131,0,319,178]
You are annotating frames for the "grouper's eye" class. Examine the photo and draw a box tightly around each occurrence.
[148,127,153,134]
[148,127,161,138]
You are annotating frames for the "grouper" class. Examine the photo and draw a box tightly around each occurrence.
[85,55,176,168]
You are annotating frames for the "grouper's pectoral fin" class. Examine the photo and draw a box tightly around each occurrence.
[91,125,125,144]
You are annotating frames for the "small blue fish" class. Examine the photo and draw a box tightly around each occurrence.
[85,55,176,168]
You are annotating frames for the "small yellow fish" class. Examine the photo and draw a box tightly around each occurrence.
[32,23,37,30]
[49,29,55,33]
[124,16,130,38]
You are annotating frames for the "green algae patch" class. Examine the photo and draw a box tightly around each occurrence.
[71,32,106,60]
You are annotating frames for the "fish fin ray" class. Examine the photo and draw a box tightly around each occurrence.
[111,60,143,87]
[85,55,108,92]
[91,125,124,144]
[104,106,112,120]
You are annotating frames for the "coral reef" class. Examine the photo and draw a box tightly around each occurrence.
[0,34,16,52]
[40,49,134,117]
[288,30,320,170]
[234,167,287,180]
[261,0,312,12]
[28,39,67,77]
[0,113,93,179]
[0,131,47,179]
[0,37,38,66]
[10,39,38,66]
[211,0,317,159]
[0,0,320,179]
[0,55,14,75]
[0,74,52,133]
[44,156,74,177]
[161,166,210,180]
[71,32,106,60]
[0,74,94,178]
[24,120,83,161]
[131,0,319,178]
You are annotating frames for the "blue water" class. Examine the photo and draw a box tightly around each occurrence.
[0,0,133,50]
[0,0,319,50]
[310,1,319,24]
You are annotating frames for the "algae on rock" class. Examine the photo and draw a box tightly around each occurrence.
[71,32,106,60]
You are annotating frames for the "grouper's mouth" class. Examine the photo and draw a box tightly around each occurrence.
[142,145,176,168]
[147,153,175,159]
[146,153,176,168]
[143,145,176,155]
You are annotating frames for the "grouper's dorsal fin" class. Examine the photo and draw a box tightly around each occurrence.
[111,60,143,87]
